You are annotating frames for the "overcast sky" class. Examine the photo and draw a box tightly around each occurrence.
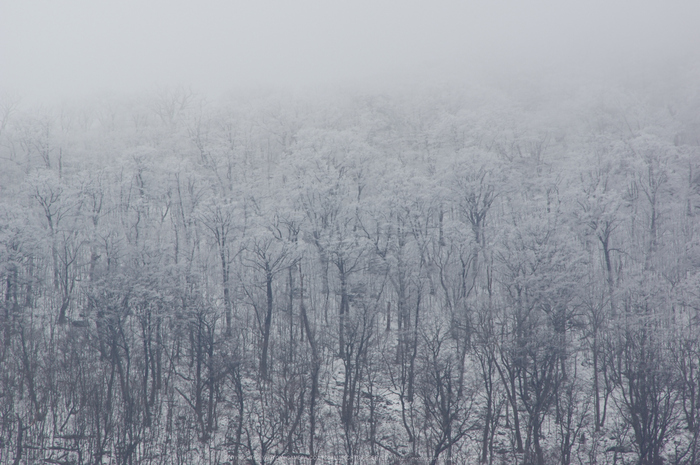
[1,0,699,103]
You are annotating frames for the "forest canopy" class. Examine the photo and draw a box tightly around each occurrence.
[1,66,700,465]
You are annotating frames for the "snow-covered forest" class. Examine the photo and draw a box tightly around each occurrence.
[1,67,700,465]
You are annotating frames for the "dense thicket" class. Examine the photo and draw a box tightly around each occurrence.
[1,73,700,465]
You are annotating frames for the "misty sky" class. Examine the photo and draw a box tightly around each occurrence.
[1,0,699,102]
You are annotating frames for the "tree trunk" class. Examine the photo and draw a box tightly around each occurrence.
[260,268,273,379]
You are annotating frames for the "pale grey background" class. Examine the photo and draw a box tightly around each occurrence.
[2,0,699,102]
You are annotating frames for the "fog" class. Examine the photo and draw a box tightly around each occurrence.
[1,0,700,102]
